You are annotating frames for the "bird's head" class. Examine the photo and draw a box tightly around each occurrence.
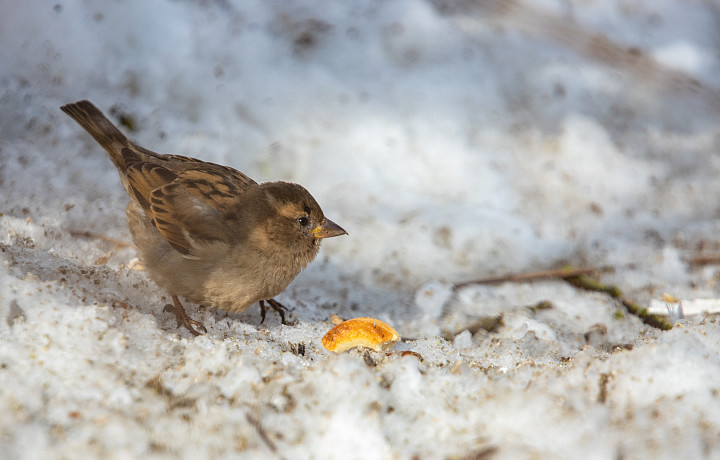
[256,181,347,257]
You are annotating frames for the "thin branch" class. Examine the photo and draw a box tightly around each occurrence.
[453,266,610,290]
[68,229,131,248]
[454,266,673,331]
[245,412,278,455]
[686,254,720,266]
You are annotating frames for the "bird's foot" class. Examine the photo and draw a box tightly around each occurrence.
[163,295,207,336]
[259,298,295,325]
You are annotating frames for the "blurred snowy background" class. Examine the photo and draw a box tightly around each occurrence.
[2,0,720,458]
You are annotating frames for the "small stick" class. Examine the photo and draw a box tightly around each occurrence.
[454,266,673,331]
[68,229,131,248]
[453,266,610,290]
[245,412,278,454]
[685,254,720,266]
[621,298,673,331]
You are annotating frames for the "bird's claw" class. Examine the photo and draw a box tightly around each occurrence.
[259,299,294,325]
[164,295,207,336]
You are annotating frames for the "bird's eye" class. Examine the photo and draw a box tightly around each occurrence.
[297,216,310,226]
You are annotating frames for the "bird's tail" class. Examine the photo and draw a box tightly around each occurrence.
[61,100,130,169]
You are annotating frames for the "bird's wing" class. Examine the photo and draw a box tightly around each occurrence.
[122,148,253,256]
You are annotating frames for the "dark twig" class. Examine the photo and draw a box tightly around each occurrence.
[245,412,278,454]
[686,254,720,266]
[68,229,131,248]
[454,265,673,331]
[453,266,611,290]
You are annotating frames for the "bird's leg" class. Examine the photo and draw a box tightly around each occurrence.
[163,295,207,336]
[259,298,293,325]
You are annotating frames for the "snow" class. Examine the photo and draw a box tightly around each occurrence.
[2,0,720,458]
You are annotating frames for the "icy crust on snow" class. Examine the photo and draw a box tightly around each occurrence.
[2,0,720,458]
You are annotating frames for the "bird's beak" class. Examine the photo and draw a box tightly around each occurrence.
[312,218,348,239]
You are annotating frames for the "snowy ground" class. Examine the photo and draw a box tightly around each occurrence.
[2,0,720,458]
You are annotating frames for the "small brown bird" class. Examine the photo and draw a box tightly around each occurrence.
[61,100,347,336]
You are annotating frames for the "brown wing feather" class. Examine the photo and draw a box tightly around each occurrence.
[124,154,178,213]
[163,154,258,190]
[122,148,251,255]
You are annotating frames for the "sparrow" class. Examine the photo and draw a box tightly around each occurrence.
[61,100,347,336]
